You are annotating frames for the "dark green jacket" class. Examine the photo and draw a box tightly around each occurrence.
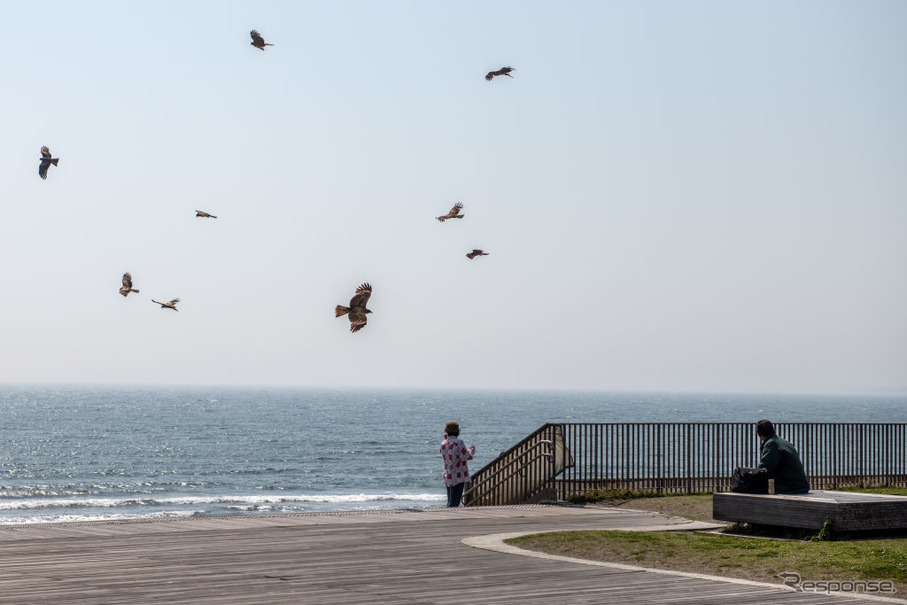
[759,435,810,494]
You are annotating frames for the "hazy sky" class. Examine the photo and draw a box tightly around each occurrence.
[3,1,905,394]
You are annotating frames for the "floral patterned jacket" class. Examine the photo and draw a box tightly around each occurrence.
[440,435,473,487]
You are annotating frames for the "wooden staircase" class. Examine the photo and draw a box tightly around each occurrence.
[463,423,574,506]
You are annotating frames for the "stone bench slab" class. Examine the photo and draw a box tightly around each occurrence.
[712,490,907,531]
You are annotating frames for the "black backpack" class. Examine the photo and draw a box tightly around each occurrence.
[731,466,769,494]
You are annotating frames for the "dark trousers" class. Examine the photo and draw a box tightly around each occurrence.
[446,482,465,507]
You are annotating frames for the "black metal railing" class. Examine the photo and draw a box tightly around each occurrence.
[466,422,907,505]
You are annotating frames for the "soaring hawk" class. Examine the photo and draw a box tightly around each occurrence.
[436,202,464,223]
[485,67,515,81]
[39,147,59,180]
[250,30,274,51]
[152,298,180,311]
[119,273,140,297]
[335,283,372,333]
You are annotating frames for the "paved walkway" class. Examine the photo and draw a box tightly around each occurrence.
[0,506,890,604]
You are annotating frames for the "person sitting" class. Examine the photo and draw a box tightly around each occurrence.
[757,419,810,494]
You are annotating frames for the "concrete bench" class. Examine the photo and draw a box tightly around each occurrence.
[712,490,907,531]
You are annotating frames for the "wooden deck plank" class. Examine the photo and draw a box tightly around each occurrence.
[0,506,877,604]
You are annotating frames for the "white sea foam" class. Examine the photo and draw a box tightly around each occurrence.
[0,510,200,525]
[0,493,446,511]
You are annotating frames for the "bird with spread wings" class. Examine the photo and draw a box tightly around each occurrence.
[485,67,515,81]
[195,210,217,218]
[152,298,180,311]
[335,283,372,333]
[39,147,59,180]
[119,273,140,297]
[250,30,274,50]
[466,249,490,259]
[436,202,464,223]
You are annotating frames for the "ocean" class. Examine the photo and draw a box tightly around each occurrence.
[1,385,904,525]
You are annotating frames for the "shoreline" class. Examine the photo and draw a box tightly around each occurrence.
[0,494,450,527]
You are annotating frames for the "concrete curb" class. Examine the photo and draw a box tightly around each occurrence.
[462,522,904,604]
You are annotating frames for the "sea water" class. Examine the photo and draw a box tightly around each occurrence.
[1,385,904,524]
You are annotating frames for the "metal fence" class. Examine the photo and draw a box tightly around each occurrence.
[466,422,907,505]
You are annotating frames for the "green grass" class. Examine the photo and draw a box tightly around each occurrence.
[507,530,907,596]
[834,485,907,496]
[510,485,907,597]
[566,489,702,504]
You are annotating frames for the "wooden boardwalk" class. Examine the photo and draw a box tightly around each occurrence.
[0,506,884,604]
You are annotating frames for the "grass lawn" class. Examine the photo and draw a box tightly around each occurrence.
[506,487,907,598]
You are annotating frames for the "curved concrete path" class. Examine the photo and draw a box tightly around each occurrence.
[464,524,902,605]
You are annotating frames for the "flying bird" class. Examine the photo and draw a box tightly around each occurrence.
[335,283,372,333]
[485,67,515,81]
[250,30,274,50]
[119,273,140,297]
[466,249,490,259]
[152,298,180,311]
[195,210,217,218]
[436,202,464,223]
[38,147,59,180]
